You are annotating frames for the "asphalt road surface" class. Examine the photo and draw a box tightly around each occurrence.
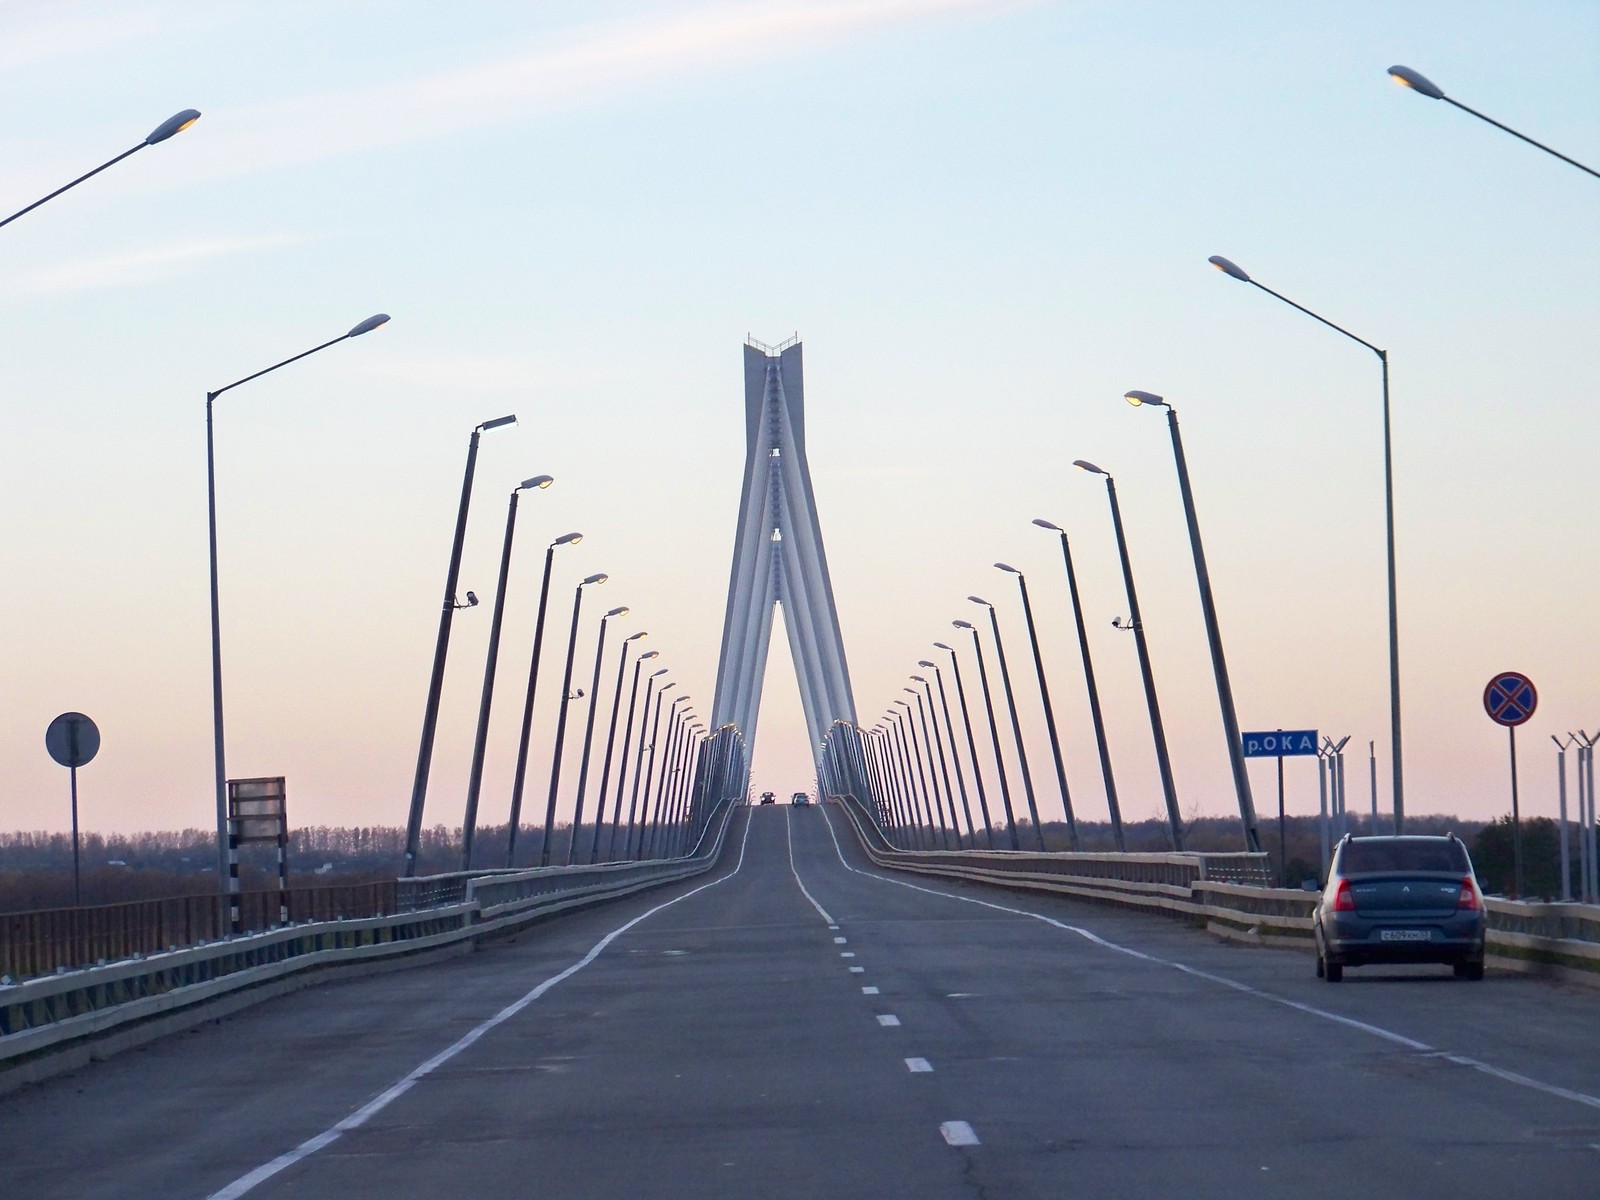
[4,802,1598,1199]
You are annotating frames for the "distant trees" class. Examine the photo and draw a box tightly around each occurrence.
[1470,815,1584,899]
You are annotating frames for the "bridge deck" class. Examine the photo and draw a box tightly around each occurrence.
[3,804,1597,1198]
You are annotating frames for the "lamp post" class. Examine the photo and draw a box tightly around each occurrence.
[866,728,901,843]
[206,314,391,915]
[631,681,675,858]
[504,532,583,866]
[624,670,670,858]
[920,661,977,847]
[993,567,1079,850]
[898,696,944,848]
[955,618,1022,851]
[648,696,691,857]
[459,474,553,870]
[881,722,916,846]
[567,606,629,864]
[970,596,1045,850]
[1032,520,1125,850]
[1124,391,1262,853]
[2,109,200,231]
[1388,65,1598,180]
[401,411,516,877]
[935,641,996,849]
[912,674,960,848]
[587,632,647,863]
[602,648,656,860]
[1074,460,1185,851]
[890,706,930,849]
[1208,254,1405,832]
[539,572,607,866]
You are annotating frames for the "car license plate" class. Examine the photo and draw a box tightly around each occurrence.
[1379,929,1431,942]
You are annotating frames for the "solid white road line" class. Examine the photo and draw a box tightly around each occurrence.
[940,1120,980,1146]
[207,809,756,1200]
[816,803,1600,1115]
[786,805,836,927]
[906,1057,934,1073]
[876,1014,901,1027]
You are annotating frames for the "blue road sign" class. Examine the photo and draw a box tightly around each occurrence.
[1241,730,1318,758]
[1483,672,1537,727]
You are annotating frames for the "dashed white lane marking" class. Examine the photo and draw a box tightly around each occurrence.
[207,809,756,1200]
[906,1057,933,1073]
[862,986,880,995]
[940,1120,980,1146]
[833,936,848,944]
[815,803,1600,1116]
[877,1014,901,1027]
[841,951,856,958]
[785,806,836,927]
[848,966,865,974]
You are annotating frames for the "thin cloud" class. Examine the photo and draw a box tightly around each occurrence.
[0,2,167,70]
[13,232,310,293]
[182,0,1037,181]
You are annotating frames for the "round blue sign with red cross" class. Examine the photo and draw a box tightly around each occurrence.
[1483,671,1537,727]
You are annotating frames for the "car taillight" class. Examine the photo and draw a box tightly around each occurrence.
[1333,879,1355,911]
[1457,877,1480,910]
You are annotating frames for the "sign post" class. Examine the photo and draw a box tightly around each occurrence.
[1242,730,1318,886]
[45,712,101,906]
[1483,672,1536,899]
[228,777,289,931]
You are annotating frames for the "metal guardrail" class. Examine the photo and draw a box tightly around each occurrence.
[0,799,741,1079]
[832,795,1600,979]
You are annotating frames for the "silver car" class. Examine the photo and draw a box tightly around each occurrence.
[1313,834,1487,982]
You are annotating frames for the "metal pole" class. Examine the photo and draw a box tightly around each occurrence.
[917,679,961,848]
[647,702,687,858]
[1041,525,1125,850]
[593,641,644,863]
[70,765,81,907]
[981,604,1045,850]
[1318,751,1331,884]
[1009,572,1078,849]
[1584,736,1598,904]
[539,581,592,867]
[567,610,622,865]
[1100,474,1184,850]
[623,677,666,859]
[205,394,233,916]
[966,625,1022,851]
[1276,745,1286,888]
[1369,740,1378,832]
[462,486,524,870]
[942,643,996,849]
[1554,737,1571,903]
[403,426,485,878]
[506,542,561,868]
[1509,725,1523,899]
[1162,406,1261,851]
[901,699,946,849]
[632,685,673,859]
[928,667,977,848]
[889,714,928,849]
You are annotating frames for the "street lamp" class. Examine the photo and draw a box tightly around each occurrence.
[1208,253,1406,831]
[969,597,1045,850]
[624,670,670,858]
[2,109,201,231]
[890,703,931,848]
[568,606,630,864]
[1033,519,1125,851]
[505,531,583,867]
[900,690,949,848]
[460,474,553,870]
[1388,66,1598,180]
[955,618,1022,851]
[587,631,648,863]
[1074,460,1185,851]
[539,572,607,866]
[205,314,390,918]
[911,674,960,848]
[602,648,656,860]
[647,696,691,858]
[935,641,997,848]
[631,679,676,859]
[919,661,978,847]
[401,411,516,877]
[994,566,1079,850]
[1125,391,1262,853]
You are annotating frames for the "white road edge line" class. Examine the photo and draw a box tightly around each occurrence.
[940,1120,980,1146]
[786,805,836,927]
[205,808,756,1200]
[816,802,1600,1115]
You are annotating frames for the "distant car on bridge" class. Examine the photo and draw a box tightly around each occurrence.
[1314,834,1487,983]
[758,791,775,805]
[791,791,810,806]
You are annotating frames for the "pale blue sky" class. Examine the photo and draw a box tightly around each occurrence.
[2,0,1596,837]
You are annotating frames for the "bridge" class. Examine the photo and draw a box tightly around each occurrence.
[3,340,1599,1200]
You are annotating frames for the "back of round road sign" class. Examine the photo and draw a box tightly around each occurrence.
[1483,672,1537,728]
[45,711,101,768]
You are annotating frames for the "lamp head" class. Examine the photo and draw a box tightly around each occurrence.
[1124,390,1167,408]
[626,631,648,643]
[917,659,937,669]
[994,562,1020,575]
[1032,518,1062,532]
[520,474,554,491]
[952,619,975,631]
[650,667,668,678]
[346,313,390,337]
[910,675,926,684]
[1207,255,1251,283]
[145,109,201,145]
[604,605,629,619]
[933,641,954,652]
[1073,459,1107,476]
[479,414,517,432]
[553,531,583,547]
[967,595,991,608]
[581,572,608,586]
[1388,64,1445,100]
[895,699,911,708]
[639,649,659,661]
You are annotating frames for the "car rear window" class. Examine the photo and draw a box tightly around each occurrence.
[1338,839,1469,874]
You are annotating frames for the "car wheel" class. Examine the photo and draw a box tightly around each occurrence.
[1324,958,1343,983]
[1456,960,1485,982]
